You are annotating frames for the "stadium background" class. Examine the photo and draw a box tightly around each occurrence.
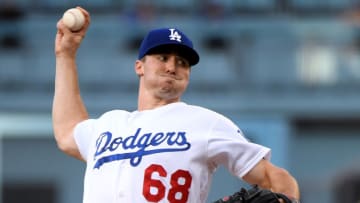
[1,0,360,202]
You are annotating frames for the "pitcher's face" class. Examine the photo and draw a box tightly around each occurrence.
[135,53,191,101]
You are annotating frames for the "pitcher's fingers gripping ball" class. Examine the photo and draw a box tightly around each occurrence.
[62,8,85,31]
[212,185,299,203]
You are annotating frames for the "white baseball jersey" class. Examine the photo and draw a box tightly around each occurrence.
[74,102,271,203]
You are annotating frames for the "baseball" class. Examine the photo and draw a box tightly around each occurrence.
[62,8,85,31]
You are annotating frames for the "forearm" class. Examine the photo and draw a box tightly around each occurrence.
[243,160,300,200]
[52,56,88,150]
[267,166,300,200]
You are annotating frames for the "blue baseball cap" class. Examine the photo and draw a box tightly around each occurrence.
[138,28,200,66]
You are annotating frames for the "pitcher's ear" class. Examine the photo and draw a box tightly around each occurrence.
[135,59,144,76]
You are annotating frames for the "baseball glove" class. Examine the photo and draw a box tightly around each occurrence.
[212,185,296,203]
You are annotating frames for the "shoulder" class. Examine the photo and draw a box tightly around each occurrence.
[180,102,221,116]
[91,109,131,124]
[78,110,131,127]
[180,103,235,125]
[99,109,131,119]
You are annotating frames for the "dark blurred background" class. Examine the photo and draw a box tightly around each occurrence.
[1,0,360,202]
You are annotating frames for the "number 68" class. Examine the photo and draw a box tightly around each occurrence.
[142,164,193,203]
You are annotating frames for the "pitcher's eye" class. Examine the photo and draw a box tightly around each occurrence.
[177,58,189,67]
[157,55,167,62]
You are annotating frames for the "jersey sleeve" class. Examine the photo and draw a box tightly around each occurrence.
[207,116,271,179]
[73,119,96,161]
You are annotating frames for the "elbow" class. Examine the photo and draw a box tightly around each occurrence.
[55,136,70,152]
[53,123,75,153]
[54,133,72,153]
[53,130,83,160]
[55,137,84,161]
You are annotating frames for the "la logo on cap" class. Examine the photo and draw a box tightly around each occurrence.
[169,28,182,42]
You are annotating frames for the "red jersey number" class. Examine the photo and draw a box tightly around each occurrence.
[143,164,192,203]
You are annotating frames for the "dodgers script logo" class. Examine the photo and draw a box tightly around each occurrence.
[93,128,191,169]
